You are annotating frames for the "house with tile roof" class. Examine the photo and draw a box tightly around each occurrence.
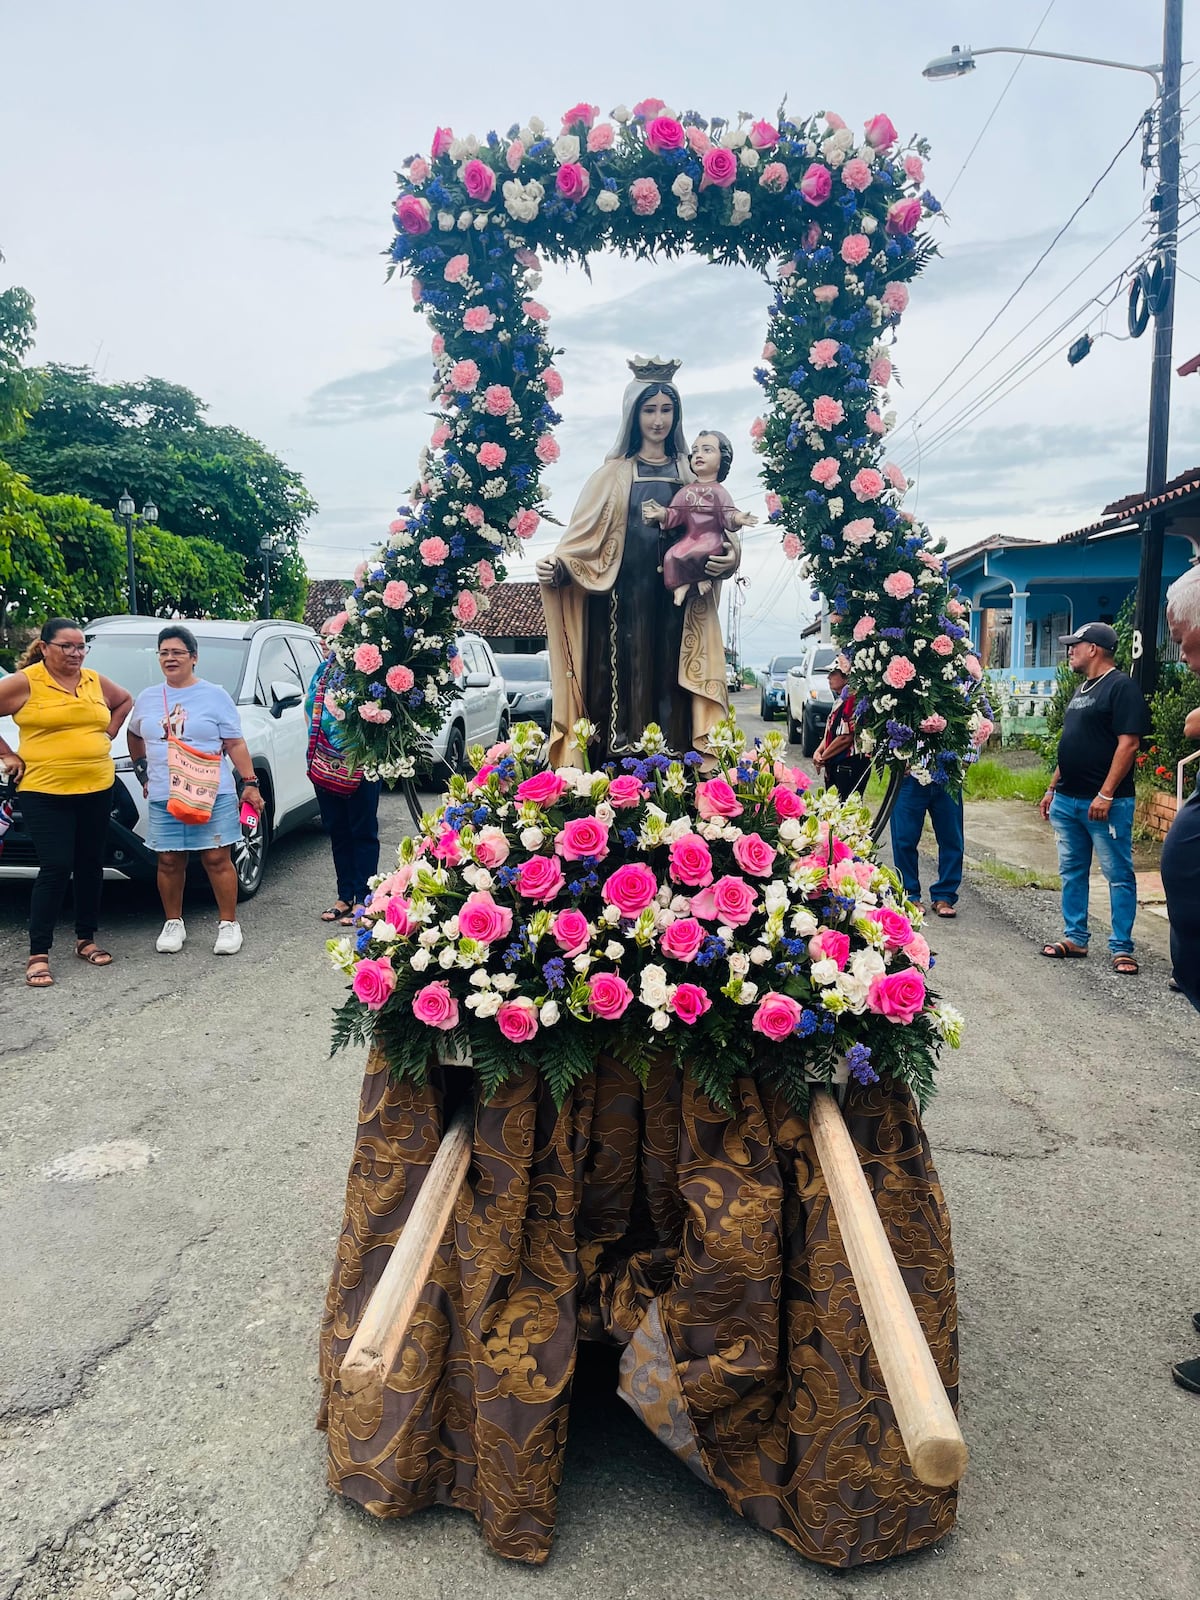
[474,581,547,654]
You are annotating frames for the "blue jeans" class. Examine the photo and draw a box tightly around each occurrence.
[889,777,964,906]
[315,779,381,907]
[1048,793,1137,956]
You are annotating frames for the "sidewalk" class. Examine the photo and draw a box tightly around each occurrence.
[957,797,1173,963]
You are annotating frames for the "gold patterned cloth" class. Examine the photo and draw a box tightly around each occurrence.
[318,1051,958,1568]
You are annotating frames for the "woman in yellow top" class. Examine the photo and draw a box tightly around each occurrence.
[0,618,133,987]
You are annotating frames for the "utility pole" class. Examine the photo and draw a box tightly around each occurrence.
[1131,0,1183,700]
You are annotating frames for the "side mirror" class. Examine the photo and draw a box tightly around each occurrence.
[463,671,492,689]
[270,680,302,718]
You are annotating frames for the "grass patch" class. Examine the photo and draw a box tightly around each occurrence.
[971,857,1061,892]
[963,758,1050,804]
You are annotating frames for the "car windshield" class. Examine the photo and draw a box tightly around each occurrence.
[770,657,804,674]
[812,648,838,672]
[83,632,248,698]
[497,655,550,682]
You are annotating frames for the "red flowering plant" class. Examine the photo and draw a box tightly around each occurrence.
[329,98,986,785]
[329,718,962,1110]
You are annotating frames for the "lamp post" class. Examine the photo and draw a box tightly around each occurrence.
[117,491,159,616]
[924,0,1183,699]
[258,535,278,619]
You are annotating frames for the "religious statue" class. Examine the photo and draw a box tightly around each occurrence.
[536,358,741,767]
[644,430,758,607]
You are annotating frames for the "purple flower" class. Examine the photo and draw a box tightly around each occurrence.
[846,1044,878,1085]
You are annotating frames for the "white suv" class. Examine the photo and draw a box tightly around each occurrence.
[422,632,510,776]
[0,616,323,897]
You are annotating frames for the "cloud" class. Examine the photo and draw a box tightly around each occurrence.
[923,224,1123,299]
[297,352,433,426]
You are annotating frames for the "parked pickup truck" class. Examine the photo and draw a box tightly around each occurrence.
[785,642,840,754]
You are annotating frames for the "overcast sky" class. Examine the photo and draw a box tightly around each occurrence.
[4,0,1197,663]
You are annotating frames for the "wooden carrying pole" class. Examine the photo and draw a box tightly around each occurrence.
[338,1102,473,1399]
[807,1086,967,1487]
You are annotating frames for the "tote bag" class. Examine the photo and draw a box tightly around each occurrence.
[306,672,361,795]
[163,685,223,825]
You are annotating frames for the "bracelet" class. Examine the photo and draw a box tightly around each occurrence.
[1097,792,1114,802]
[240,777,260,788]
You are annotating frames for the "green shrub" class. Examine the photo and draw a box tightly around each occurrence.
[1141,665,1200,792]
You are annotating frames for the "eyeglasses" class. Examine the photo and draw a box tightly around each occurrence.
[158,650,193,660]
[50,642,88,654]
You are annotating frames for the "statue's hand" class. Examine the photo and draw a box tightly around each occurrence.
[536,556,567,588]
[705,541,740,579]
[641,499,666,525]
[737,511,759,528]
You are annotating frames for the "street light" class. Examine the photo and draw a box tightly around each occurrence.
[923,3,1182,697]
[258,535,279,619]
[117,491,158,615]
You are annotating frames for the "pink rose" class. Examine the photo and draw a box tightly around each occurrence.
[535,434,560,464]
[453,591,479,625]
[630,177,662,215]
[516,769,567,807]
[506,139,525,172]
[419,536,450,565]
[395,195,432,234]
[799,163,832,205]
[782,533,801,560]
[383,580,410,608]
[543,367,564,399]
[555,162,590,200]
[412,979,459,1030]
[803,222,822,250]
[497,997,539,1044]
[669,983,712,1026]
[865,409,886,435]
[709,874,758,926]
[840,158,872,193]
[645,116,685,153]
[919,713,947,735]
[431,127,454,159]
[882,282,909,316]
[864,113,899,151]
[809,928,851,969]
[587,971,633,1021]
[906,933,931,971]
[853,613,876,641]
[512,509,540,540]
[462,158,496,202]
[695,777,743,819]
[686,125,711,154]
[458,890,514,945]
[810,338,840,368]
[587,123,615,153]
[632,98,666,118]
[386,664,415,693]
[384,897,417,936]
[409,157,429,184]
[771,784,807,819]
[851,468,885,502]
[886,198,923,236]
[549,908,590,957]
[810,458,841,488]
[904,155,925,185]
[774,761,811,792]
[749,119,779,149]
[474,827,510,868]
[931,634,954,657]
[352,956,396,1011]
[752,992,804,1041]
[606,774,644,809]
[602,862,659,917]
[870,907,914,950]
[870,356,893,386]
[884,656,917,690]
[759,162,789,192]
[478,442,506,469]
[843,518,875,548]
[732,832,776,878]
[777,260,797,278]
[432,828,464,866]
[867,968,927,1025]
[556,814,610,862]
[883,570,915,599]
[463,306,495,333]
[484,384,513,415]
[450,359,480,392]
[450,655,464,678]
[812,395,844,429]
[443,254,469,283]
[353,643,383,674]
[668,832,714,888]
[840,234,870,266]
[825,112,847,131]
[562,102,599,129]
[516,855,565,902]
[700,147,738,189]
[660,917,706,962]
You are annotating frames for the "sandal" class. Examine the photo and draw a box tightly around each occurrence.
[320,902,352,923]
[1042,941,1088,959]
[339,904,365,927]
[25,955,54,988]
[75,940,113,966]
[932,901,958,918]
[1112,954,1139,976]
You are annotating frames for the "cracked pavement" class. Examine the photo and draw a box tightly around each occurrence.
[1,738,1197,1599]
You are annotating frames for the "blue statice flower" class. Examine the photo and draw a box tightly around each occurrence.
[355,929,372,954]
[818,1013,837,1034]
[496,756,517,779]
[695,936,727,968]
[618,827,638,848]
[472,806,489,824]
[886,719,914,748]
[368,682,386,700]
[407,688,425,708]
[795,1008,818,1038]
[683,751,704,767]
[922,190,942,214]
[542,957,566,990]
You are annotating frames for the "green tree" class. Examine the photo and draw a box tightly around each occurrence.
[0,287,41,442]
[6,365,316,616]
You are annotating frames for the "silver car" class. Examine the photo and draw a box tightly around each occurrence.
[495,651,552,733]
[422,632,510,776]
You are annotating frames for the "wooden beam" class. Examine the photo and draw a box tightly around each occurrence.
[337,1101,473,1399]
[807,1086,968,1488]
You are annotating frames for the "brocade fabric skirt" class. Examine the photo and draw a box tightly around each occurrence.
[318,1052,959,1568]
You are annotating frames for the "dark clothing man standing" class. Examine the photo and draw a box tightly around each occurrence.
[812,661,871,797]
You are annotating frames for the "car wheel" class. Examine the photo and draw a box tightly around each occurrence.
[233,784,271,899]
[787,711,802,744]
[760,700,773,721]
[497,715,510,745]
[802,715,821,758]
[440,723,466,781]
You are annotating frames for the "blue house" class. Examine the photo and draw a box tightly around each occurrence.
[947,467,1200,714]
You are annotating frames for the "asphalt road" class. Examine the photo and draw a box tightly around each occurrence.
[2,695,1197,1599]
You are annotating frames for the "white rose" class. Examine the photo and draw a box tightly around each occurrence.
[605,941,624,961]
[640,965,670,1008]
[728,951,750,977]
[437,947,456,970]
[457,210,472,230]
[722,126,749,149]
[553,134,580,164]
[749,945,772,965]
[493,973,517,992]
[790,908,819,936]
[371,921,398,944]
[595,190,620,212]
[737,981,759,1005]
[572,952,593,972]
[540,999,560,1027]
[520,826,544,850]
[739,147,760,169]
[409,948,431,972]
[473,214,489,231]
[730,190,752,224]
[448,139,470,162]
[518,126,534,146]
[651,1009,671,1032]
[671,174,694,198]
[529,116,545,135]
[810,957,839,986]
[677,198,698,222]
[437,210,456,231]
[763,881,788,913]
[612,104,631,124]
[834,128,854,151]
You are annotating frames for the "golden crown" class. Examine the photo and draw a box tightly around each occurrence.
[628,354,682,384]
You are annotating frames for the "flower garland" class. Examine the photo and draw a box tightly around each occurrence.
[329,97,989,783]
[329,718,963,1111]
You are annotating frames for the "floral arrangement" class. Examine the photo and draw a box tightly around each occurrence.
[329,718,963,1110]
[324,97,988,787]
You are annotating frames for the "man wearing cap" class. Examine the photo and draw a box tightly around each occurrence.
[1038,622,1149,974]
[812,658,871,797]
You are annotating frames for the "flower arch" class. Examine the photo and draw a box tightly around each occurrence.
[330,99,991,781]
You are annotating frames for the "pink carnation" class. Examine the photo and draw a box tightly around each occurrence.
[463,306,496,333]
[904,155,925,185]
[385,664,415,693]
[884,462,908,492]
[782,532,801,560]
[759,162,789,192]
[555,163,589,201]
[810,338,839,369]
[453,591,478,625]
[865,409,886,435]
[512,509,540,539]
[430,421,451,447]
[825,112,847,131]
[853,613,876,641]
[484,383,514,416]
[408,157,429,184]
[419,536,450,565]
[799,163,832,205]
[843,518,875,548]
[669,983,711,1026]
[750,416,767,440]
[506,139,525,172]
[630,177,662,215]
[450,359,480,392]
[478,442,506,469]
[382,580,410,609]
[973,718,995,746]
[587,123,615,153]
[883,570,915,599]
[920,713,947,734]
[645,116,685,153]
[946,599,966,619]
[812,396,845,429]
[870,356,893,387]
[840,158,872,193]
[884,656,917,690]
[850,468,885,502]
[542,367,564,400]
[497,998,539,1044]
[445,256,470,290]
[353,643,383,674]
[752,992,804,1041]
[765,491,782,517]
[906,933,931,971]
[964,654,983,681]
[700,147,738,189]
[882,282,909,316]
[840,233,871,266]
[930,634,954,657]
[810,457,841,488]
[864,113,899,151]
[535,434,560,464]
[412,980,460,1031]
[464,503,485,528]
[352,956,396,1011]
[813,285,839,305]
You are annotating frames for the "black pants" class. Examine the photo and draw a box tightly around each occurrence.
[1162,793,1200,1013]
[826,756,872,797]
[20,786,114,955]
[315,779,381,907]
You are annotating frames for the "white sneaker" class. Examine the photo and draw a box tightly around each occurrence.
[213,920,243,955]
[156,919,186,954]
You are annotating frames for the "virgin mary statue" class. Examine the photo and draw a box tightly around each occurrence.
[537,358,740,767]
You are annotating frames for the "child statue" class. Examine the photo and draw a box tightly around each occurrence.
[643,431,758,606]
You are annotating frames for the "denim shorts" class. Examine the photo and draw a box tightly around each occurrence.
[147,792,240,852]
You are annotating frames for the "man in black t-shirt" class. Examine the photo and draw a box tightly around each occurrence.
[1038,622,1149,973]
[812,661,871,796]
